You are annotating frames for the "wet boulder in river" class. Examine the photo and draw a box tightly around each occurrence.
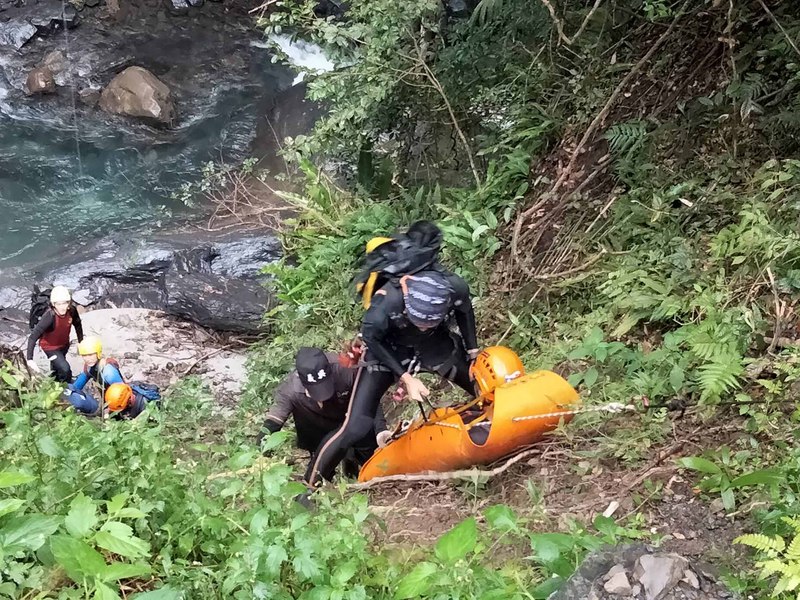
[25,66,56,95]
[0,19,36,49]
[99,66,175,124]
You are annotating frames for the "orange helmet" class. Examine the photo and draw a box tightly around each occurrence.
[105,383,133,412]
[470,346,525,397]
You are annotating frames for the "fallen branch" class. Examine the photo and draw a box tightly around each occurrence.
[348,446,543,490]
[530,248,608,280]
[757,0,800,60]
[539,0,604,46]
[181,346,231,377]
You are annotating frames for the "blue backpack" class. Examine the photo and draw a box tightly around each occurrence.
[130,382,161,404]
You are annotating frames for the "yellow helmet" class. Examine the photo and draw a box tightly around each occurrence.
[366,236,393,254]
[78,336,102,357]
[105,383,132,412]
[358,237,394,309]
[470,346,525,397]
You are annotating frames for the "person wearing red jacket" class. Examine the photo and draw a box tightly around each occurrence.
[26,286,83,383]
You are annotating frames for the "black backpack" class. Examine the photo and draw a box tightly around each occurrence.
[353,221,444,309]
[29,285,53,330]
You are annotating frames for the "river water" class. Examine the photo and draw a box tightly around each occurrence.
[0,24,328,276]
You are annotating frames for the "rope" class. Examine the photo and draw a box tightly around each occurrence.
[511,402,636,422]
[61,0,84,180]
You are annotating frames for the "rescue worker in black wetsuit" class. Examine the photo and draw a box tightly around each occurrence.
[259,347,391,478]
[305,268,480,487]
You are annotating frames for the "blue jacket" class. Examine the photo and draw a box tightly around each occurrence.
[72,360,125,391]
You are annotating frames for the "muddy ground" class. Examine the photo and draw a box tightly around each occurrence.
[361,411,755,572]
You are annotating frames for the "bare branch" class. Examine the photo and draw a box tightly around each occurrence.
[757,0,800,59]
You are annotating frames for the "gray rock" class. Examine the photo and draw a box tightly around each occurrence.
[548,544,653,600]
[42,50,67,74]
[683,570,700,589]
[211,236,281,278]
[186,0,204,6]
[78,87,101,106]
[604,571,632,596]
[84,0,101,6]
[164,272,271,332]
[164,0,189,15]
[633,554,689,600]
[0,19,36,49]
[604,564,627,581]
[30,4,79,35]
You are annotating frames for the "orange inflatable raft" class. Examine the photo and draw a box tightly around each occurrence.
[357,369,580,482]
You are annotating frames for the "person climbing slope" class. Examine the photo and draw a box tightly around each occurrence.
[26,286,84,383]
[304,221,480,487]
[62,337,124,415]
[259,347,391,478]
[104,382,161,420]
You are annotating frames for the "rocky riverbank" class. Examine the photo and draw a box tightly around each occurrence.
[0,227,281,341]
[5,307,249,410]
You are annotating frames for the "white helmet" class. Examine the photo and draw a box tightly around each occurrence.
[50,286,71,304]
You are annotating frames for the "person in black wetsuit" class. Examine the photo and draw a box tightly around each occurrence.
[259,347,390,478]
[304,265,479,487]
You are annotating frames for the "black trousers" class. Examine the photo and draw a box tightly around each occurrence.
[44,346,71,383]
[305,342,474,486]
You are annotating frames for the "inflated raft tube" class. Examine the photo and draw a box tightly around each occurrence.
[358,370,580,482]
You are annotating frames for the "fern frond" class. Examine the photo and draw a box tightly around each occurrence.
[783,517,800,533]
[698,360,743,400]
[787,533,800,561]
[735,533,786,553]
[604,122,648,156]
[470,0,507,25]
[760,558,792,576]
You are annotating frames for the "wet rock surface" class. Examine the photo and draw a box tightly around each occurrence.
[0,231,280,334]
[99,66,175,123]
[549,545,737,600]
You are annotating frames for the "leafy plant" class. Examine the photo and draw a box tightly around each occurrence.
[679,452,782,511]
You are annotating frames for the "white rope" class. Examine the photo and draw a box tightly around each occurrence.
[511,402,636,422]
[61,0,84,179]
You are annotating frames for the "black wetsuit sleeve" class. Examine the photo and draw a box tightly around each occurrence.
[72,307,84,342]
[449,274,478,351]
[27,311,54,360]
[361,288,406,378]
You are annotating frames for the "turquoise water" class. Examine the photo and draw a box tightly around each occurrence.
[0,62,291,272]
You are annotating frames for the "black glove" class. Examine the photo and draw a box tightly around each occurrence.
[256,419,282,447]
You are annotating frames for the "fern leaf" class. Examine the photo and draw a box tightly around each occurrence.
[786,533,800,562]
[698,360,743,400]
[735,533,786,553]
[469,0,506,25]
[604,121,648,156]
[760,558,792,576]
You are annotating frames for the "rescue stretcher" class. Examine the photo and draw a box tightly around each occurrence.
[357,369,580,482]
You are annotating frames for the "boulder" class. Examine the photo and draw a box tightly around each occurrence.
[30,4,79,36]
[42,50,67,74]
[633,554,690,600]
[164,272,271,333]
[105,0,120,16]
[0,19,36,49]
[13,233,280,334]
[78,87,101,106]
[25,66,56,95]
[186,0,204,6]
[99,66,175,124]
